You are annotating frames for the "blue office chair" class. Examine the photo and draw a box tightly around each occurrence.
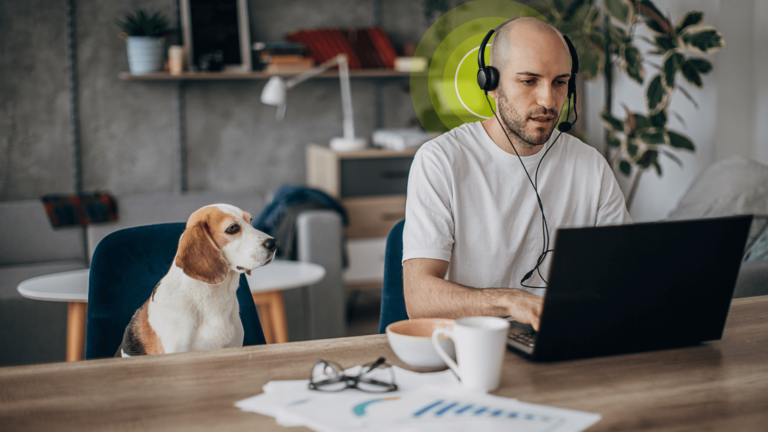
[379,220,409,333]
[85,223,266,359]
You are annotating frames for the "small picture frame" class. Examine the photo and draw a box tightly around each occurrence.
[180,0,252,73]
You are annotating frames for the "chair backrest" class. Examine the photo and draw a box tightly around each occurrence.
[85,223,265,359]
[379,220,408,333]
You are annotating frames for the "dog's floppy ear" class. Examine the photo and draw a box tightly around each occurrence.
[176,221,229,284]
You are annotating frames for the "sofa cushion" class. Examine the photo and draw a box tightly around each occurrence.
[668,156,768,220]
[87,192,264,260]
[667,156,768,252]
[0,261,87,300]
[0,200,86,266]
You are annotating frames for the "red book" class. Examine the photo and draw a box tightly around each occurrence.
[315,29,337,64]
[367,27,397,69]
[345,28,383,69]
[326,29,359,69]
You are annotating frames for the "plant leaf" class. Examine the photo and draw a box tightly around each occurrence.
[667,130,695,150]
[646,74,668,112]
[677,85,700,109]
[633,113,650,131]
[661,51,684,90]
[606,131,621,147]
[637,0,673,36]
[680,60,703,87]
[638,128,666,144]
[654,35,677,53]
[681,25,725,54]
[685,57,712,74]
[565,0,588,19]
[570,33,604,80]
[605,0,631,25]
[550,0,567,16]
[627,139,639,158]
[620,44,645,84]
[659,148,683,167]
[649,108,667,127]
[601,110,624,132]
[676,11,704,34]
[619,159,632,175]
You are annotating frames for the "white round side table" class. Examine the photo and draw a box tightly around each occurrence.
[17,260,325,361]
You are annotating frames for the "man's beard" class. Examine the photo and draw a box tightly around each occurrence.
[496,85,559,149]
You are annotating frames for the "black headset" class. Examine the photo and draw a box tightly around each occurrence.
[476,20,580,287]
[477,22,579,132]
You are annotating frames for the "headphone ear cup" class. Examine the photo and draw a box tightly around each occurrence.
[568,74,576,97]
[486,66,499,91]
[477,68,489,90]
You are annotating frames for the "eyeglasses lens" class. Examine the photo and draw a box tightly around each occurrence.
[357,362,396,393]
[310,361,346,392]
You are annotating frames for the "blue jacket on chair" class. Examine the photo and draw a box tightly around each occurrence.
[86,223,266,359]
[379,220,409,333]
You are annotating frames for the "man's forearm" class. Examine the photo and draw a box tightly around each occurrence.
[402,259,543,329]
[404,273,515,319]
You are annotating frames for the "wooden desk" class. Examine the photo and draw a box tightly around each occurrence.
[1,296,766,431]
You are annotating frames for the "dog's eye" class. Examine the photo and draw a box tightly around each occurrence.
[225,224,240,235]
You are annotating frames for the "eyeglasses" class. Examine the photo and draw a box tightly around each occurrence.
[308,357,398,393]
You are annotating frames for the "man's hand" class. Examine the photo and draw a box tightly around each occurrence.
[505,290,543,331]
[404,258,544,330]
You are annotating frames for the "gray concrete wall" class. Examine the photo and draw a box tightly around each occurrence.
[0,0,72,200]
[0,0,440,201]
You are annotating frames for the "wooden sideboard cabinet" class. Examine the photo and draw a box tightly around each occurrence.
[306,144,418,285]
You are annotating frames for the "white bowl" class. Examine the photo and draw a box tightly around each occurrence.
[386,318,456,371]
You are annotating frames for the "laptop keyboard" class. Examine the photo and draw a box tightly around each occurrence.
[508,331,537,347]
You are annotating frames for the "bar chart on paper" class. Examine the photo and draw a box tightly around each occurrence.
[353,386,601,432]
[407,399,562,431]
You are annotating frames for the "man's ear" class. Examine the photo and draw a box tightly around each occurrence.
[176,222,228,284]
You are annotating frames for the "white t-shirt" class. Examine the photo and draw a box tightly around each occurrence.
[403,121,631,295]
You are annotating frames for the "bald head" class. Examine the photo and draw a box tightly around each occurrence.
[489,17,570,77]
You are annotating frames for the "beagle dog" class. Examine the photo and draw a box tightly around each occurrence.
[116,204,276,357]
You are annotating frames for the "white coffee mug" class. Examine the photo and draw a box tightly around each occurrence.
[431,316,509,392]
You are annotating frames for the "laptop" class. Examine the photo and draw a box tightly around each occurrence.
[507,215,753,362]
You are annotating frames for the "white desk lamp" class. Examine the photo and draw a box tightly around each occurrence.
[260,54,368,152]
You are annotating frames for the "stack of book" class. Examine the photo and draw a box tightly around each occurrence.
[286,27,397,69]
[252,42,315,73]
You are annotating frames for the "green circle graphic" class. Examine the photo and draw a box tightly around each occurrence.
[410,0,548,134]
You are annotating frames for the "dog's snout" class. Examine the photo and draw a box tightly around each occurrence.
[262,238,276,252]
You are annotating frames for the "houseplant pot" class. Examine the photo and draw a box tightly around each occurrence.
[126,36,165,74]
[115,9,175,75]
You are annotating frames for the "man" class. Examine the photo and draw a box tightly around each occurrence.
[403,17,630,330]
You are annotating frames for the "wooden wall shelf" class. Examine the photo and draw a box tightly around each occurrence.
[119,69,415,81]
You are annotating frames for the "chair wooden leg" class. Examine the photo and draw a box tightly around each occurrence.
[270,291,289,344]
[252,292,274,344]
[251,290,290,344]
[66,302,87,362]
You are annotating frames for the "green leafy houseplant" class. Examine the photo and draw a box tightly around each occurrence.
[531,0,725,208]
[115,9,174,38]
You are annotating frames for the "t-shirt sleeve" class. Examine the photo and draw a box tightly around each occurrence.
[595,155,632,225]
[402,146,454,263]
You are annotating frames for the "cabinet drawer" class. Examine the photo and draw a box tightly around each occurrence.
[343,196,406,239]
[340,157,413,198]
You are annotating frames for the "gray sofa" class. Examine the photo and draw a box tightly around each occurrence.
[0,200,87,367]
[0,192,345,367]
[666,156,768,298]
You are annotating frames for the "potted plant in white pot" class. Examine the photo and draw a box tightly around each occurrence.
[115,9,174,75]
